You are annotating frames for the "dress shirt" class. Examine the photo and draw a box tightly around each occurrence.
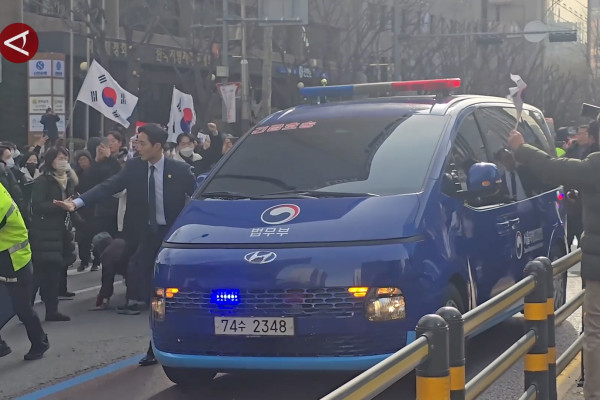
[149,156,167,226]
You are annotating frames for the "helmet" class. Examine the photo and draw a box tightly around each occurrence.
[467,162,502,191]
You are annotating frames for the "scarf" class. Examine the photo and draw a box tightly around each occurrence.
[51,170,78,194]
[52,171,68,191]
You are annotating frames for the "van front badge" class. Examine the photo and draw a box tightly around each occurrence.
[244,251,277,264]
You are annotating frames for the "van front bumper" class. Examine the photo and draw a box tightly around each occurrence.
[153,345,393,371]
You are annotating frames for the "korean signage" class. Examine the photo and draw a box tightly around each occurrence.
[52,96,65,113]
[90,39,212,68]
[27,53,66,144]
[29,96,52,113]
[29,115,44,132]
[28,59,51,77]
[29,114,64,132]
[53,60,64,77]
[277,65,329,79]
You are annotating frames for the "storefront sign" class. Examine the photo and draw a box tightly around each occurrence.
[28,59,51,77]
[53,60,64,77]
[29,96,52,113]
[52,96,65,113]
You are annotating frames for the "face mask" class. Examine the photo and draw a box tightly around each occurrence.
[180,147,194,157]
[53,159,69,173]
[26,162,38,169]
[11,150,20,158]
[4,158,14,168]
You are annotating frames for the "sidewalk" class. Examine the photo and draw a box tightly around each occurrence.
[558,354,584,400]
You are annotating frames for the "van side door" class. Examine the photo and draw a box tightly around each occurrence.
[442,111,517,307]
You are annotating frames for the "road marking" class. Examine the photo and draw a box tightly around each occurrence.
[14,353,144,400]
[34,281,124,305]
[557,353,582,398]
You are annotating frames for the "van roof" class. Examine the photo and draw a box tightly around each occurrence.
[266,94,527,124]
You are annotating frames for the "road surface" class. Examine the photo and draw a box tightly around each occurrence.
[0,266,583,400]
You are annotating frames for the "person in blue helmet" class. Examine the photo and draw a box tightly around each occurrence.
[466,162,509,207]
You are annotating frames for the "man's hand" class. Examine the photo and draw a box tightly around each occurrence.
[53,198,76,212]
[508,130,525,151]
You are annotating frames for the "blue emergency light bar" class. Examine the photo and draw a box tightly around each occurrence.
[211,289,241,306]
[299,78,461,99]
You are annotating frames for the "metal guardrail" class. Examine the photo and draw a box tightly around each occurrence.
[321,249,584,400]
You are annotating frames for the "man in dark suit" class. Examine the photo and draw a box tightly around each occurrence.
[54,125,196,366]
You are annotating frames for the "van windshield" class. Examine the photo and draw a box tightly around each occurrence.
[198,114,449,198]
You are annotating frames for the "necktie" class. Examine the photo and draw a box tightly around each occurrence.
[149,165,158,232]
[510,171,517,200]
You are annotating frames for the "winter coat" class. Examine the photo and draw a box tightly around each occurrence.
[515,144,600,282]
[29,173,78,268]
[86,156,121,218]
[172,151,210,176]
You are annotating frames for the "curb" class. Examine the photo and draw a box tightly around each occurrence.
[557,353,583,399]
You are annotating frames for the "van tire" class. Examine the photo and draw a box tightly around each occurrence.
[444,284,466,314]
[162,366,216,387]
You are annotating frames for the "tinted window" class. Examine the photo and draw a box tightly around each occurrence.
[474,107,514,158]
[445,113,487,192]
[454,113,487,165]
[199,114,449,197]
[519,110,553,153]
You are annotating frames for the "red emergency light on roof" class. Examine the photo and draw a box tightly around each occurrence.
[390,78,461,92]
[299,78,461,98]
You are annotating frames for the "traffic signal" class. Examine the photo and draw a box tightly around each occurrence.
[549,31,577,42]
[476,35,503,45]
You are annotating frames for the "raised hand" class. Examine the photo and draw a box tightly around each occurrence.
[508,130,525,151]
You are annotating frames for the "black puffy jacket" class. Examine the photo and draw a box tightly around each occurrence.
[29,174,77,268]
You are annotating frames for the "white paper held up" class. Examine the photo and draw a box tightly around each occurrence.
[507,74,527,130]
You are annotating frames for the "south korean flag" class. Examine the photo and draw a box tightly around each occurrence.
[76,60,138,128]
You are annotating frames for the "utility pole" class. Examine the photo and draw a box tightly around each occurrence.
[84,0,90,143]
[222,0,229,124]
[541,0,547,112]
[240,0,250,131]
[393,0,402,80]
[68,0,74,156]
[261,26,273,119]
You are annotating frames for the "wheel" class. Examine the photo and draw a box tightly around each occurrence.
[444,283,467,313]
[550,246,568,311]
[162,366,216,387]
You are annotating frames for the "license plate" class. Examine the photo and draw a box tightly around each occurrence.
[214,317,294,336]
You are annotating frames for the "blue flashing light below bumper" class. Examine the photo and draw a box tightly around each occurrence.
[300,85,354,98]
[153,346,393,371]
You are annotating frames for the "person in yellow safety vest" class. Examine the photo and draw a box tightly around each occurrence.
[0,182,49,360]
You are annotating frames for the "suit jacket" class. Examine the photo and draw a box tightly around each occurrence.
[499,166,539,200]
[79,157,196,238]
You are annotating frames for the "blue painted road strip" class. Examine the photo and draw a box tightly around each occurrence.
[15,354,144,400]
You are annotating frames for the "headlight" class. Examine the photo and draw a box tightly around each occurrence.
[365,287,406,322]
[152,288,165,322]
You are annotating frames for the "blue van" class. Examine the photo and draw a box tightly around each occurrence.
[151,79,567,385]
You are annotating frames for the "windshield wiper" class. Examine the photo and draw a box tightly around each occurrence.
[200,191,255,200]
[257,190,379,198]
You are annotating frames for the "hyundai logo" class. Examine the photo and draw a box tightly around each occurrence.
[244,251,277,264]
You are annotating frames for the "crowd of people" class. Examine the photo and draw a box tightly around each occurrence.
[0,120,235,361]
